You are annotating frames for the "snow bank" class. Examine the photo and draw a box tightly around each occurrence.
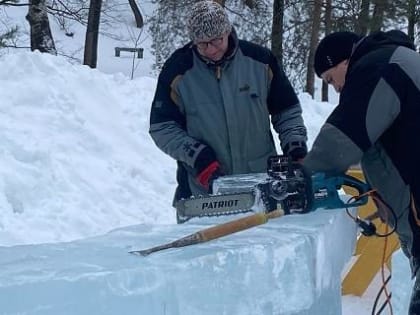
[0,51,176,246]
[0,51,335,247]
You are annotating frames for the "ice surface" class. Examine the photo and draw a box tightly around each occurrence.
[0,207,357,315]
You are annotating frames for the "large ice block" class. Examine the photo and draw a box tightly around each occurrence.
[0,207,357,315]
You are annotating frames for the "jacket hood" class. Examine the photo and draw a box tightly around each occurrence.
[349,30,416,66]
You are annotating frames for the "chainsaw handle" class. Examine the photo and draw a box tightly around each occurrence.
[311,173,369,211]
[339,174,370,207]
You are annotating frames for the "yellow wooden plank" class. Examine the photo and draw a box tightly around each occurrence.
[341,169,400,296]
[342,234,400,296]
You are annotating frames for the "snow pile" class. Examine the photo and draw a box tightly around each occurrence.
[0,51,335,247]
[0,51,176,246]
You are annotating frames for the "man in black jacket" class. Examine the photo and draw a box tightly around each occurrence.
[304,30,420,313]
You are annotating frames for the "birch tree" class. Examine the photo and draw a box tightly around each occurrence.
[26,0,57,54]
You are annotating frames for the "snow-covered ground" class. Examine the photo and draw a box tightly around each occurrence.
[0,50,410,315]
[0,49,336,246]
[0,2,412,314]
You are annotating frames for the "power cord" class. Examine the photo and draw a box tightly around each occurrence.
[372,274,392,315]
[344,189,395,315]
[345,190,397,237]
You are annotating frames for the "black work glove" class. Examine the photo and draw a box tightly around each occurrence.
[284,141,308,162]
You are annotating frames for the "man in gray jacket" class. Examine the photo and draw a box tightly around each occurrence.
[149,1,307,205]
[305,30,420,314]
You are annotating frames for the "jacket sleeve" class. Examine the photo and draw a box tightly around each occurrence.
[149,59,215,172]
[267,53,308,155]
[304,62,401,174]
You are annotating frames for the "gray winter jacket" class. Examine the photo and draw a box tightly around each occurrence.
[150,30,307,201]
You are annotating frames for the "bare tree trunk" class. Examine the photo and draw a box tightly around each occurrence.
[322,0,332,102]
[370,0,387,32]
[356,0,370,35]
[26,0,57,55]
[83,0,102,68]
[128,0,143,28]
[305,0,322,97]
[407,0,416,43]
[271,0,284,67]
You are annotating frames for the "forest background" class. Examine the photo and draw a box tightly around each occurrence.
[0,0,418,101]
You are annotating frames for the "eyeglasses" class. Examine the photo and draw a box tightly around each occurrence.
[195,36,224,50]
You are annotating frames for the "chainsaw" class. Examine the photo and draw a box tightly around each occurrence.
[175,156,369,223]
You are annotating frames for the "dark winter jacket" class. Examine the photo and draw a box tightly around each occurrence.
[304,30,420,273]
[150,30,307,202]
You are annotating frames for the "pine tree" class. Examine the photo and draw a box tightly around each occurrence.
[149,0,273,72]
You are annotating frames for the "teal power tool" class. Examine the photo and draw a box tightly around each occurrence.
[311,172,369,211]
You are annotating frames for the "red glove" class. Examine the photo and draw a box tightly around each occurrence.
[196,161,221,191]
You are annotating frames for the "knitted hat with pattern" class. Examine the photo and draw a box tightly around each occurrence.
[187,1,232,42]
[314,31,362,77]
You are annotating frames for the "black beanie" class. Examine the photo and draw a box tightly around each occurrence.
[314,31,362,77]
